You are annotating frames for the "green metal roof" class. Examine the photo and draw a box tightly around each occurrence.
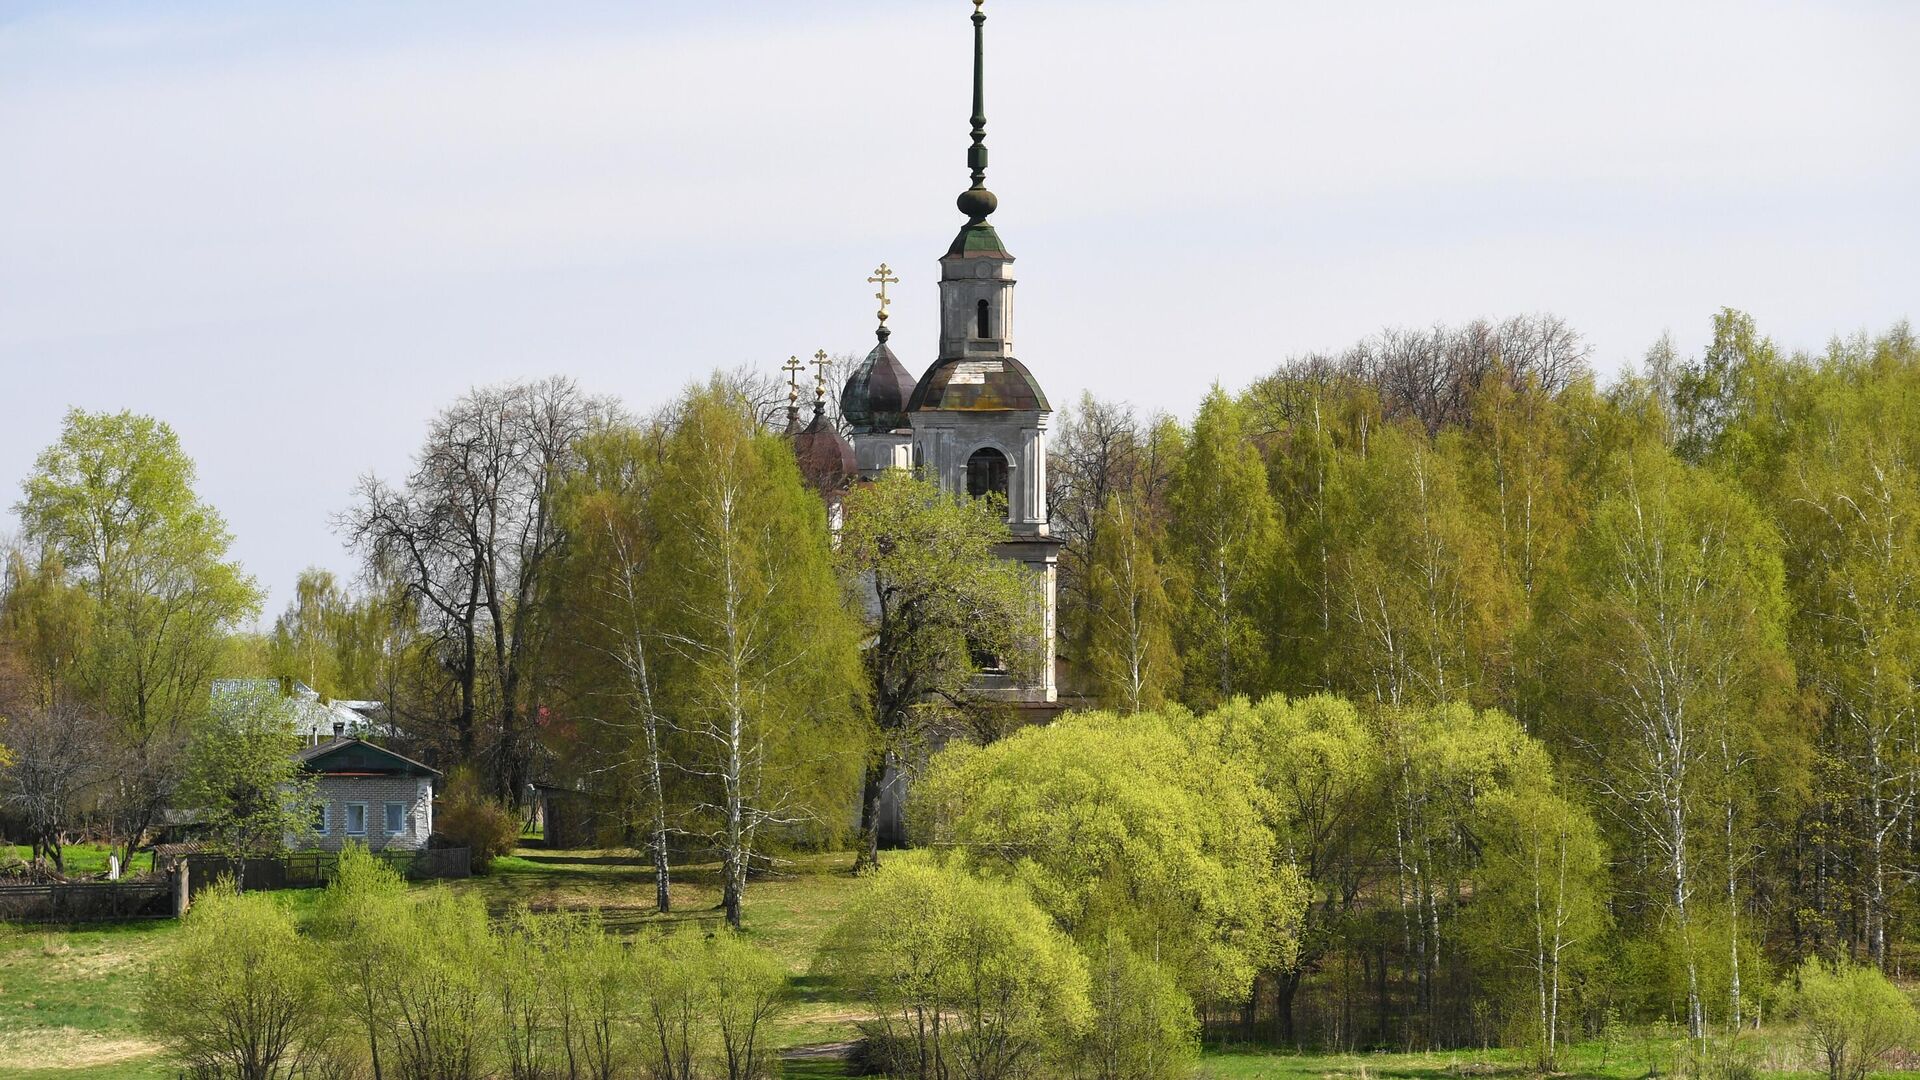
[947,223,1011,258]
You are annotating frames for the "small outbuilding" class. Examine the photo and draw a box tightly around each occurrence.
[295,738,439,853]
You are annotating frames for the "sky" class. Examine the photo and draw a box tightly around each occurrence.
[3,0,1917,623]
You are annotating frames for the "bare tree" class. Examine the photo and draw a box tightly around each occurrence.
[341,377,611,801]
[1254,314,1592,435]
[0,698,107,873]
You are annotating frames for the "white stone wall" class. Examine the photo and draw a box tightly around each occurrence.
[300,775,433,853]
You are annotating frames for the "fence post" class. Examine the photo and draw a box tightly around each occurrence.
[171,862,190,918]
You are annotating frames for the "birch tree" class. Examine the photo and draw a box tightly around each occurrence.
[1771,350,1920,969]
[1548,442,1791,1036]
[1167,387,1279,708]
[1466,788,1609,1069]
[646,383,865,928]
[1085,493,1179,713]
[550,421,679,912]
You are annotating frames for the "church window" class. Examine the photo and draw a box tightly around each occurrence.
[975,298,991,339]
[966,447,1009,500]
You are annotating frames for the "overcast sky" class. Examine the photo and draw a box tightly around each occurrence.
[3,0,1917,623]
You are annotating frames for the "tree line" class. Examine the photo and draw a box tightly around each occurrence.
[1046,311,1920,1049]
[6,309,1920,1066]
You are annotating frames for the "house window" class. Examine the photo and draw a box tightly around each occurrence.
[311,803,328,835]
[346,803,368,836]
[975,298,991,338]
[385,803,405,835]
[966,448,1009,500]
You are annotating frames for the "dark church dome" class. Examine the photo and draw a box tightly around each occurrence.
[840,332,917,433]
[907,356,1049,412]
[790,407,857,495]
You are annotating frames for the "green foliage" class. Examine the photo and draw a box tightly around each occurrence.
[838,467,1038,722]
[1072,928,1198,1080]
[1543,435,1795,1034]
[1166,386,1278,708]
[913,709,1307,1004]
[1085,493,1180,713]
[265,568,415,701]
[437,766,521,872]
[1463,788,1610,1068]
[143,882,332,1080]
[644,381,867,924]
[1780,956,1920,1080]
[310,844,409,1080]
[15,408,260,856]
[816,852,1092,1080]
[178,683,314,863]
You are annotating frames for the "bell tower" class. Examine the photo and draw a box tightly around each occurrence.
[901,0,1059,704]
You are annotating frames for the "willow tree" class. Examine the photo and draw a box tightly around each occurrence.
[646,382,866,928]
[342,377,605,798]
[914,709,1308,1009]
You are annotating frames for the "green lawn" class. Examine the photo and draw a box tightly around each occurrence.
[0,846,1854,1079]
[2,845,154,877]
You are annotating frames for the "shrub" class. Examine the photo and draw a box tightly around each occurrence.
[309,844,411,1080]
[1782,956,1920,1080]
[816,852,1091,1080]
[436,766,520,872]
[1072,928,1198,1080]
[143,881,332,1080]
[707,929,789,1080]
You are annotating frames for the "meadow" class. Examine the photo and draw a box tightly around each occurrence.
[0,845,1866,1079]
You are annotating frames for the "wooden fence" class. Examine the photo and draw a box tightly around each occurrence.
[0,849,469,922]
[181,847,470,896]
[0,880,174,922]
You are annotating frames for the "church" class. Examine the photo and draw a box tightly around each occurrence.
[789,0,1060,712]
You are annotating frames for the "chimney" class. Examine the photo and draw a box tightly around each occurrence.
[333,721,346,738]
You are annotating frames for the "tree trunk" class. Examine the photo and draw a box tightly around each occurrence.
[1276,969,1302,1046]
[854,752,893,874]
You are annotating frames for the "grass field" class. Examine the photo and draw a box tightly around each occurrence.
[0,845,1859,1079]
[2,844,154,877]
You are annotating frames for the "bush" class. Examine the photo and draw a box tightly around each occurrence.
[435,766,520,872]
[144,881,333,1080]
[1782,956,1920,1080]
[815,852,1090,1080]
[1072,928,1198,1080]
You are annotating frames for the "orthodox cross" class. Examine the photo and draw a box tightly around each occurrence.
[782,354,804,408]
[867,263,899,329]
[812,349,832,406]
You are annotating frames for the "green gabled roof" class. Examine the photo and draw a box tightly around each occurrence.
[947,222,1011,258]
[294,738,440,778]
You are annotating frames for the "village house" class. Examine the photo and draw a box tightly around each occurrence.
[211,677,391,746]
[295,738,438,854]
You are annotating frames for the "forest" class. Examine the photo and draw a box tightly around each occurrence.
[4,308,1920,1078]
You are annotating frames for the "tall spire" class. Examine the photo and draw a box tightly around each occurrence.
[956,0,997,225]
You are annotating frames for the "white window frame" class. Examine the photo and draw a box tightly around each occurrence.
[345,802,368,836]
[312,802,329,836]
[384,802,405,835]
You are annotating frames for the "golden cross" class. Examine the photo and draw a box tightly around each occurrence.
[812,349,831,403]
[867,263,899,326]
[782,355,803,405]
